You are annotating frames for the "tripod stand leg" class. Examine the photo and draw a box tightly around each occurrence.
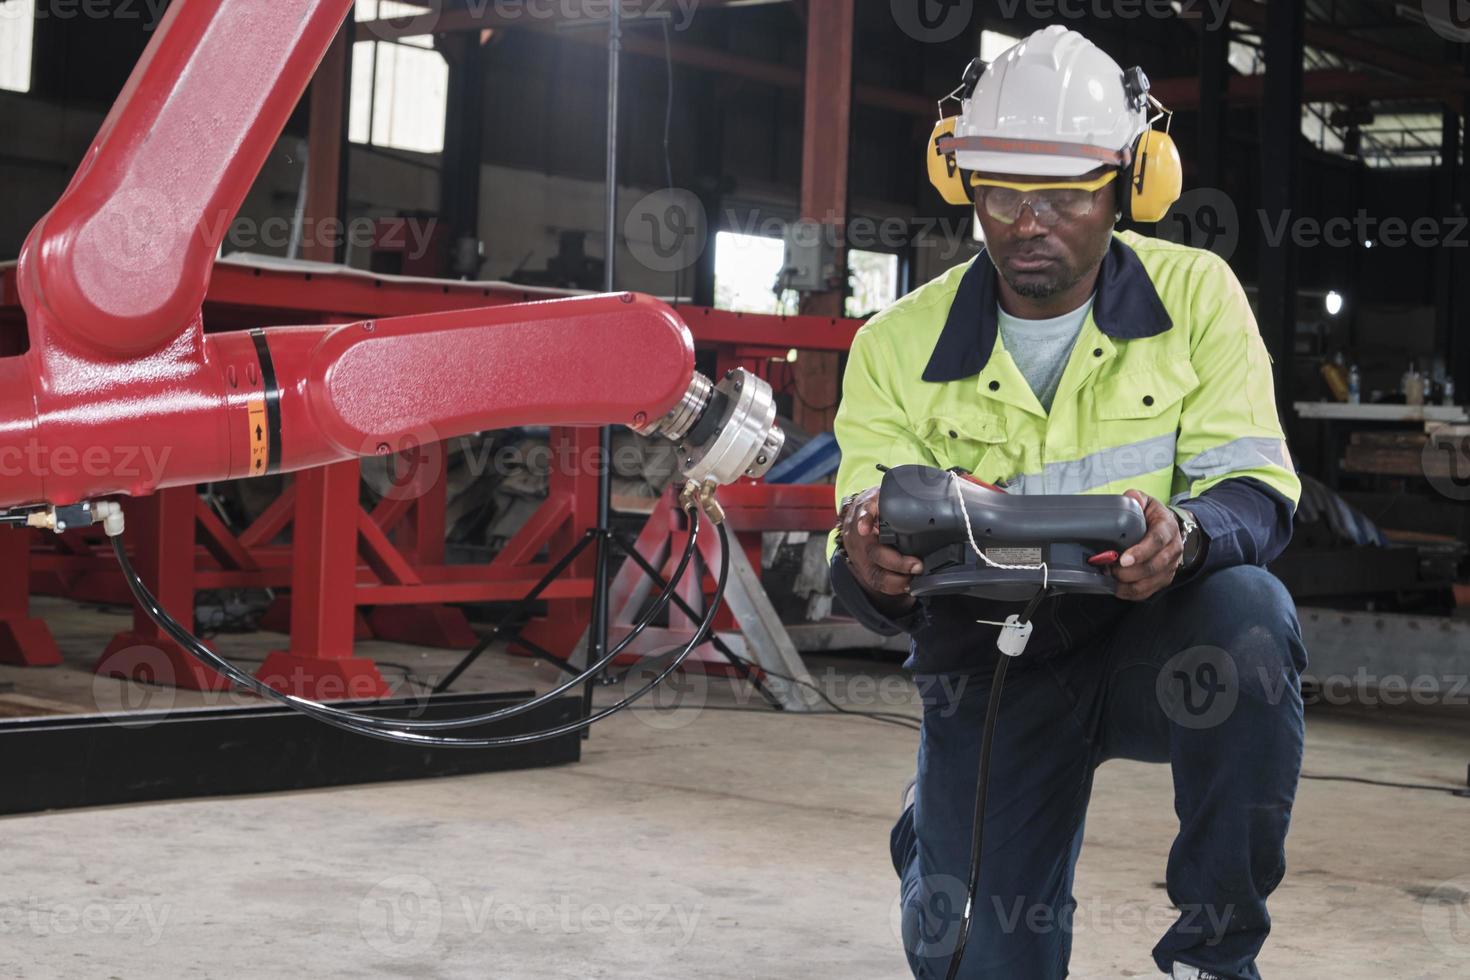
[433,529,599,693]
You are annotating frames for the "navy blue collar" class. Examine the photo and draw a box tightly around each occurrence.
[921,235,1173,383]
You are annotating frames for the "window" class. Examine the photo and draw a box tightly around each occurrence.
[714,231,792,314]
[350,0,447,154]
[0,0,34,94]
[712,232,899,318]
[845,249,899,318]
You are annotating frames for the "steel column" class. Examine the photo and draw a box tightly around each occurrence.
[1455,50,1470,399]
[304,23,350,264]
[441,30,487,278]
[1197,13,1230,190]
[1258,0,1305,418]
[794,0,854,434]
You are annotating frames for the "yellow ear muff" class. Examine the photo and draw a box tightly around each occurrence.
[1127,127,1183,224]
[927,116,973,207]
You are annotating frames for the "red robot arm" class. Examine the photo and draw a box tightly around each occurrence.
[3,0,781,511]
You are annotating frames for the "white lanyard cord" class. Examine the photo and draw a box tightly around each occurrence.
[948,471,1049,592]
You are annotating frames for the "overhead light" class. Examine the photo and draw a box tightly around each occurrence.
[1325,290,1344,317]
[786,348,799,363]
[1364,239,1375,249]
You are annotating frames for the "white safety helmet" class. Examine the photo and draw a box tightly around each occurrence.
[952,25,1150,178]
[926,25,1182,223]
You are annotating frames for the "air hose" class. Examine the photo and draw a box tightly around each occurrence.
[944,585,1050,980]
[98,499,727,748]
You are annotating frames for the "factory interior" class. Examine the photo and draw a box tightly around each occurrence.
[1,1,1469,978]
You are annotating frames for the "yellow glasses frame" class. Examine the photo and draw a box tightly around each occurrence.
[969,170,1121,193]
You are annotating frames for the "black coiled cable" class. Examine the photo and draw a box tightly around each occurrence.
[107,505,729,748]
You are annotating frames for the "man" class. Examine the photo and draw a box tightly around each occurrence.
[826,27,1306,980]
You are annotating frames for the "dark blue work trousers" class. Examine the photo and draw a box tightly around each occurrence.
[892,565,1307,980]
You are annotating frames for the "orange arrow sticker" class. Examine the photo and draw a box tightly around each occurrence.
[247,396,269,475]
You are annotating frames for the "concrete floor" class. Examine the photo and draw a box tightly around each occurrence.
[1,596,1467,979]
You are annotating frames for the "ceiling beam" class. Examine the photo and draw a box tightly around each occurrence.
[1154,68,1470,110]
[358,3,1468,122]
[549,25,935,118]
[354,0,789,41]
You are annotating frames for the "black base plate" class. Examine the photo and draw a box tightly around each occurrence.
[0,691,582,816]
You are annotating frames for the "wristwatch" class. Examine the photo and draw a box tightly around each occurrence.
[833,492,858,562]
[1167,504,1205,571]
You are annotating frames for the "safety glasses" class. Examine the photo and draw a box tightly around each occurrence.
[970,170,1119,226]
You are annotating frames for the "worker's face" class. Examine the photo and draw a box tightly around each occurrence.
[972,172,1117,300]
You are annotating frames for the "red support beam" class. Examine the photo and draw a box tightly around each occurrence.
[0,529,62,667]
[258,461,390,699]
[793,0,853,434]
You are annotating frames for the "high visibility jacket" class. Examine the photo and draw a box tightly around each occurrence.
[827,231,1300,673]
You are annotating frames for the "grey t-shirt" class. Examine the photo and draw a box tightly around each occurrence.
[996,297,1094,413]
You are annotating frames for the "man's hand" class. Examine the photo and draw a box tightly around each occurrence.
[839,486,924,614]
[1111,489,1183,601]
